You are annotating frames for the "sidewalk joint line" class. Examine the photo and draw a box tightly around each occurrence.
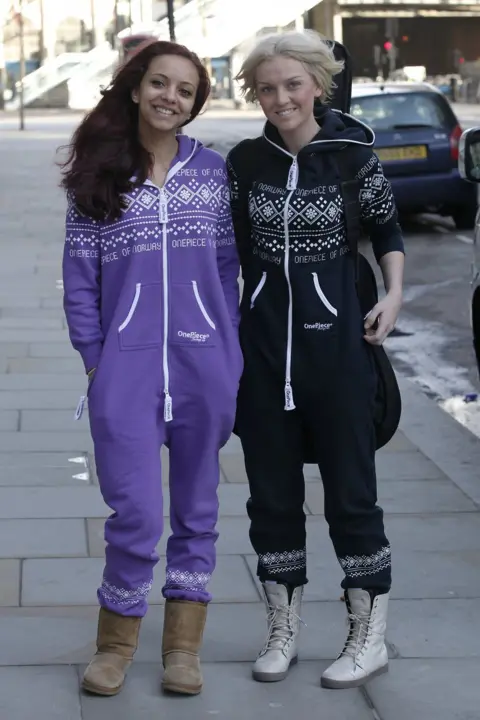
[84,518,91,558]
[18,558,24,608]
[360,685,384,720]
[241,554,262,601]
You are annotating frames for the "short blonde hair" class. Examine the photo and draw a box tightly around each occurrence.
[236,30,344,104]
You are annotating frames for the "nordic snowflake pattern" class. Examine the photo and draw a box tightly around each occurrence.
[65,178,232,252]
[99,578,153,607]
[234,156,395,256]
[258,548,307,575]
[164,568,211,592]
[339,545,392,579]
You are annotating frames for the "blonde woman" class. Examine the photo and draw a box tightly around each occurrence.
[227,31,404,689]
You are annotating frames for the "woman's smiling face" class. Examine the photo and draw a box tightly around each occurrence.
[134,54,199,131]
[255,56,321,132]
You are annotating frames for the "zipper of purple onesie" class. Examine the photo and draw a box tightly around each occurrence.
[159,187,172,422]
[158,141,198,423]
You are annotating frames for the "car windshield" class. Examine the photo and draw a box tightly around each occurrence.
[350,92,449,131]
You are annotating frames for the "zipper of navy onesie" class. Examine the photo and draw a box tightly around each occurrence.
[263,117,374,411]
[264,132,299,410]
[283,160,298,411]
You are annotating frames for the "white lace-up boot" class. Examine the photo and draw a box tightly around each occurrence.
[321,589,389,689]
[252,582,304,683]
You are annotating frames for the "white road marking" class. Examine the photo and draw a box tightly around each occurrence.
[68,455,91,482]
[72,473,90,482]
[456,234,474,245]
[386,314,480,439]
[401,279,459,304]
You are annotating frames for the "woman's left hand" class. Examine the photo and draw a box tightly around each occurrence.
[364,290,402,346]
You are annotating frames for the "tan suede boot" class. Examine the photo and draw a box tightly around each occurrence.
[162,599,207,695]
[82,607,142,696]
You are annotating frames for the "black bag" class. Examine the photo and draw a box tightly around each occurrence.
[328,40,353,113]
[326,41,401,451]
[331,147,402,451]
[298,144,402,460]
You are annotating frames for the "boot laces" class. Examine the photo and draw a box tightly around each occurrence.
[261,604,306,656]
[341,609,380,666]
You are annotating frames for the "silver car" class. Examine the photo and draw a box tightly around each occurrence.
[459,127,480,376]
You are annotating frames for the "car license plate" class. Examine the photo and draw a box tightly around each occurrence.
[376,145,427,162]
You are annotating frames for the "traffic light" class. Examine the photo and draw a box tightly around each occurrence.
[453,48,465,71]
[382,38,397,75]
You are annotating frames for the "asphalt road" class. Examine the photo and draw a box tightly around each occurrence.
[1,103,479,436]
[371,215,480,438]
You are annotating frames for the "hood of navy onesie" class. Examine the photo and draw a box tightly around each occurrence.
[263,105,375,155]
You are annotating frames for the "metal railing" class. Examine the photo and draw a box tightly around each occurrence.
[153,0,321,58]
[6,42,118,111]
[4,0,321,111]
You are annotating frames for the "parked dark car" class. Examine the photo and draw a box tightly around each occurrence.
[350,82,477,229]
[459,127,480,377]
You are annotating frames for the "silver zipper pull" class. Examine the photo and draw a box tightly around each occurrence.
[287,159,298,190]
[164,392,173,422]
[159,189,168,224]
[284,382,296,411]
[74,395,86,421]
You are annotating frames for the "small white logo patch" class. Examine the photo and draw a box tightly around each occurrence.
[304,322,333,331]
[178,330,210,342]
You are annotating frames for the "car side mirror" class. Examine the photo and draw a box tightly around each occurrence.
[459,127,480,183]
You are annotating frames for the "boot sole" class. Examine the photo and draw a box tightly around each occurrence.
[252,654,298,683]
[321,662,389,689]
[82,678,124,697]
[162,681,202,696]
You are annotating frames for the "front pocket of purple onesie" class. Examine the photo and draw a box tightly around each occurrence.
[118,282,163,350]
[170,281,217,348]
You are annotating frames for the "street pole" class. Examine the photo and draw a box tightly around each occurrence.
[167,0,182,132]
[90,0,96,49]
[167,0,176,41]
[0,17,5,111]
[113,0,119,39]
[38,0,45,64]
[199,0,211,101]
[18,0,25,130]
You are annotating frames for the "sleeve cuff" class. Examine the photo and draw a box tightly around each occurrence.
[78,342,103,375]
[373,227,405,263]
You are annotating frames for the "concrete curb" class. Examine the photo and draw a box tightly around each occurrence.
[398,375,480,506]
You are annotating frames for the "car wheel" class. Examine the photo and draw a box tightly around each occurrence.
[452,205,478,230]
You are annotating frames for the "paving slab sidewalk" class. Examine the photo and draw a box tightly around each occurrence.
[0,114,479,720]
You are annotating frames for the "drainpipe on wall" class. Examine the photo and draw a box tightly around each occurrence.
[167,0,175,41]
[90,0,96,49]
[18,0,25,130]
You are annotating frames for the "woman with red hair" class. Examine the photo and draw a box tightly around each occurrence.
[60,40,242,697]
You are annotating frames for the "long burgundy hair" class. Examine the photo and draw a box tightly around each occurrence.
[59,40,211,221]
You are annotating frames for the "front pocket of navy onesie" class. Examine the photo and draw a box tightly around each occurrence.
[312,273,337,318]
[302,272,338,334]
[118,282,162,350]
[170,281,216,348]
